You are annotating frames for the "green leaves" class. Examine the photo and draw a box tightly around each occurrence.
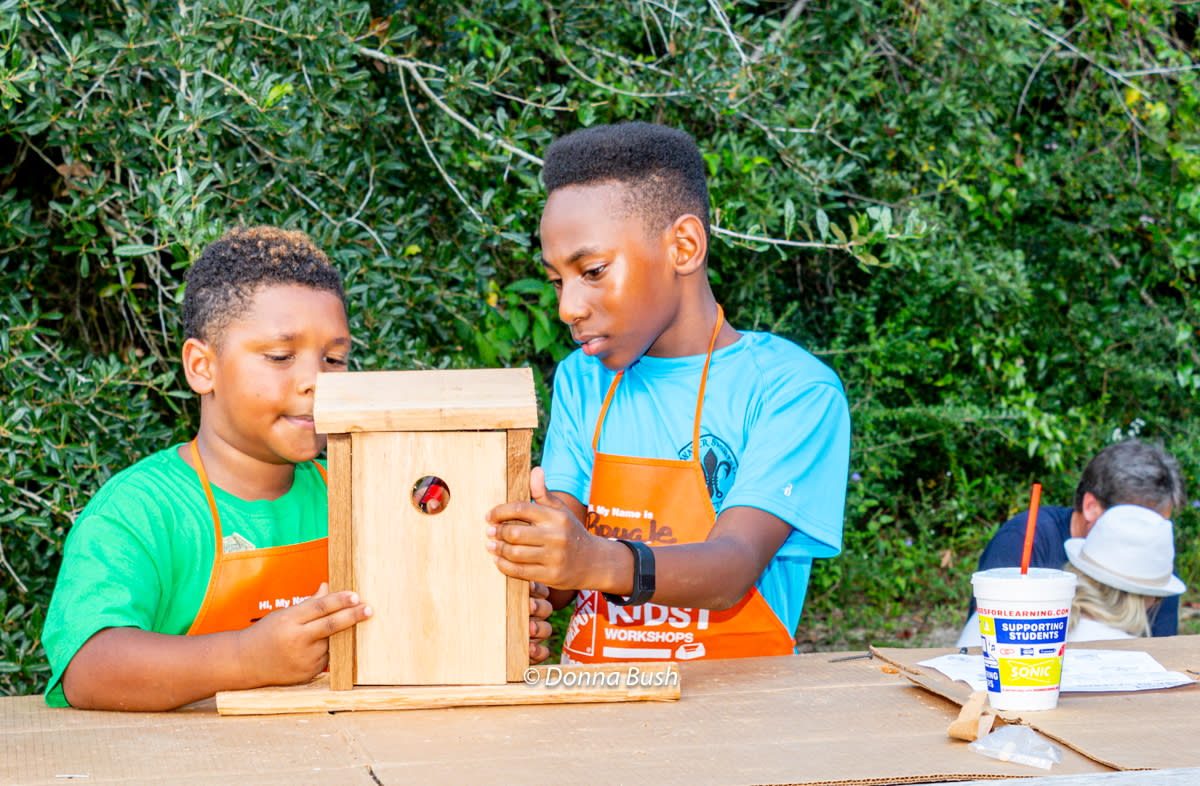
[112,244,159,257]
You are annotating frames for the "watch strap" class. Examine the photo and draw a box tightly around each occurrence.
[602,538,656,606]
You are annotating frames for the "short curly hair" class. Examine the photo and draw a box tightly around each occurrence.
[541,122,710,244]
[183,226,345,344]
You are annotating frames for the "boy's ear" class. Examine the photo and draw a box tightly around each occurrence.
[668,214,708,277]
[181,337,217,395]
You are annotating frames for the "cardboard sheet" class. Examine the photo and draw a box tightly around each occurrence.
[0,697,376,785]
[873,635,1200,772]
[2,651,1114,785]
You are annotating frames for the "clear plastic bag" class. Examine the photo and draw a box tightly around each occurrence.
[967,724,1063,770]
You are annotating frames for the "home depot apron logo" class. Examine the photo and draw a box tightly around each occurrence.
[184,439,329,636]
[561,308,796,664]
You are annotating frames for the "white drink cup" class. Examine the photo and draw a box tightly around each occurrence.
[971,567,1077,711]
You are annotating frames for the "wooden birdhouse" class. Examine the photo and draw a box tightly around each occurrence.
[313,368,538,689]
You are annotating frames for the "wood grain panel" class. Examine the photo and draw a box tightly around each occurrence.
[353,431,509,685]
[326,434,355,690]
[505,429,532,681]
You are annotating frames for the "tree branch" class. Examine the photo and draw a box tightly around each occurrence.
[706,0,749,65]
[984,0,1153,99]
[750,0,812,63]
[356,46,545,165]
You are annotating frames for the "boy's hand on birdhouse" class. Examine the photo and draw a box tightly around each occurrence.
[236,582,372,687]
[486,467,618,593]
[529,581,553,664]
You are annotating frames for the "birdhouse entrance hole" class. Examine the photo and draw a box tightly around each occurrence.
[412,475,450,514]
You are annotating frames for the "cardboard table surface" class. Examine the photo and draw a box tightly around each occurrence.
[11,640,1194,786]
[872,634,1200,773]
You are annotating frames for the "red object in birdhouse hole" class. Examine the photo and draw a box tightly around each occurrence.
[419,480,445,513]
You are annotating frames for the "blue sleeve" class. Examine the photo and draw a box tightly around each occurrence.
[1151,594,1179,636]
[971,507,1072,617]
[541,359,593,507]
[722,379,850,558]
[977,516,1030,570]
[977,509,1071,570]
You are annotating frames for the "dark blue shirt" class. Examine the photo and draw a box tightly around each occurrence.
[969,505,1178,636]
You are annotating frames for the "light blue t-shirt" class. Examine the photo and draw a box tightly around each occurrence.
[542,331,851,637]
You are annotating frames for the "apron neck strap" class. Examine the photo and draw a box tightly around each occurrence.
[190,438,224,553]
[691,305,724,457]
[591,305,726,459]
[187,440,329,555]
[592,370,624,453]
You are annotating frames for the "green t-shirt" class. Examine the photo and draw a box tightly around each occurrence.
[41,444,328,706]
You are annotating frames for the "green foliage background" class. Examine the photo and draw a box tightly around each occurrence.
[2,0,1197,693]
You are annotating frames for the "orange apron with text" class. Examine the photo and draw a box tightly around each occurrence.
[185,440,329,636]
[561,309,796,663]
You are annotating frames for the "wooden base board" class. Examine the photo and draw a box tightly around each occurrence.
[216,662,681,716]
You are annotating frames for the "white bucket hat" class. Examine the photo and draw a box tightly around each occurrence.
[1064,504,1186,597]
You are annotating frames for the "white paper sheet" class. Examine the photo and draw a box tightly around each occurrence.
[915,649,1195,693]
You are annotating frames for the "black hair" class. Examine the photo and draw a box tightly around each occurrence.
[1074,439,1187,515]
[541,121,710,243]
[182,225,345,344]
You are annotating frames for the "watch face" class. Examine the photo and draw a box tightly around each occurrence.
[630,539,655,602]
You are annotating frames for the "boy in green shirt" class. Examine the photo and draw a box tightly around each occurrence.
[43,226,551,710]
[42,226,369,710]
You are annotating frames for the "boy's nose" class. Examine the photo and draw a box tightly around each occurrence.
[296,357,322,394]
[557,279,588,325]
[297,373,316,396]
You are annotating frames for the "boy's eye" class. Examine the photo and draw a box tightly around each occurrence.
[265,354,292,362]
[326,356,349,367]
[548,278,563,291]
[582,265,606,280]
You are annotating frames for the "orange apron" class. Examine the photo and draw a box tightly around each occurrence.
[561,309,796,663]
[185,440,329,636]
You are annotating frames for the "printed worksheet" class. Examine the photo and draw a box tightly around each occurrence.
[916,650,1195,693]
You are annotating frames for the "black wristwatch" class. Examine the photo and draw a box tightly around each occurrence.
[602,538,656,606]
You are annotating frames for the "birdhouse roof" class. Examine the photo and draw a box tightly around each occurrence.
[314,368,538,433]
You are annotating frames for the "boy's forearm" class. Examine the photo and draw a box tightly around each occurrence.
[591,506,793,610]
[548,588,578,610]
[61,626,256,711]
[618,540,758,609]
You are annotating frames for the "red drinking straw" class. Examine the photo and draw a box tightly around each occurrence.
[1020,483,1043,575]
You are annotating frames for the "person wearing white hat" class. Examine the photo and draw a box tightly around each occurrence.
[1063,504,1187,642]
[956,439,1186,648]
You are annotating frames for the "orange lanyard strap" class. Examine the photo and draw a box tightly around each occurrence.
[190,438,225,556]
[592,370,624,453]
[187,439,328,556]
[691,305,724,457]
[591,305,725,461]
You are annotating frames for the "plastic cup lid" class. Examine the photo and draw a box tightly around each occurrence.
[971,567,1077,601]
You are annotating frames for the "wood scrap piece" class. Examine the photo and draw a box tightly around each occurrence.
[216,662,681,716]
[948,690,996,741]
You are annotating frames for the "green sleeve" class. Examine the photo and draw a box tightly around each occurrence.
[41,484,172,706]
